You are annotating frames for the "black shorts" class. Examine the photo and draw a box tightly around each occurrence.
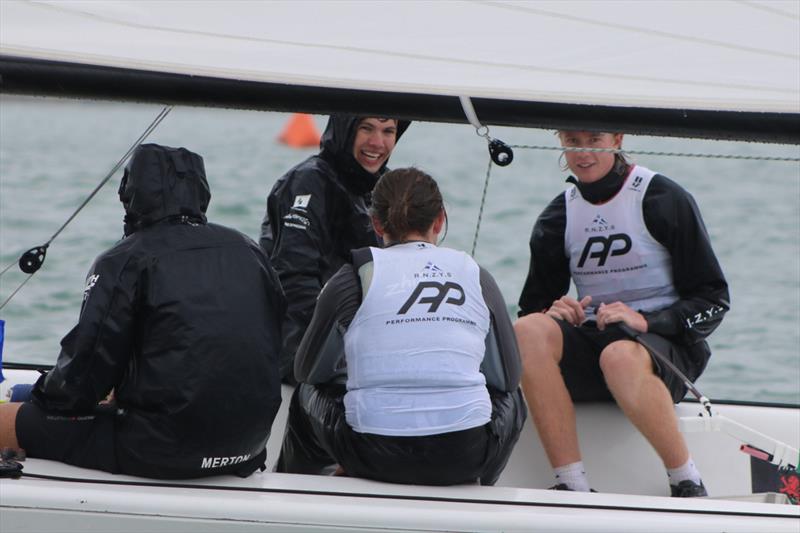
[16,402,267,479]
[276,383,526,486]
[556,320,695,404]
[16,401,119,473]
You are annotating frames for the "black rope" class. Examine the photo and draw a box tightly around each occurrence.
[618,323,713,416]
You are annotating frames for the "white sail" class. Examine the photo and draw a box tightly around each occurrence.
[1,0,798,114]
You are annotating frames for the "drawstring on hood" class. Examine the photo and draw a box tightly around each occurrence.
[319,115,410,196]
[119,144,210,236]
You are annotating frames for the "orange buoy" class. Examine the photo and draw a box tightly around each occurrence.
[277,113,321,148]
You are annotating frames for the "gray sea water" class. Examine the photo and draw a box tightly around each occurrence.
[1,96,798,404]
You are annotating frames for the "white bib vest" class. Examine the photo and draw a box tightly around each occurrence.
[343,242,491,436]
[564,166,678,319]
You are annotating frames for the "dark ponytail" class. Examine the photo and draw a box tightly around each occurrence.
[371,167,444,242]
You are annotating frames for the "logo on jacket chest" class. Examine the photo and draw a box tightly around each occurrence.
[292,194,311,209]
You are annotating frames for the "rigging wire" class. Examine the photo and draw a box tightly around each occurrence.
[0,105,173,311]
[509,144,800,162]
[461,96,514,257]
[471,158,494,257]
[42,105,173,250]
[0,274,35,314]
[467,135,799,257]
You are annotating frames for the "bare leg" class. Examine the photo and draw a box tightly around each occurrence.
[600,340,689,469]
[0,403,24,450]
[514,314,581,467]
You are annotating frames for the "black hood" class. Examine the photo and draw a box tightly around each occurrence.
[119,144,210,236]
[566,155,631,204]
[319,115,410,195]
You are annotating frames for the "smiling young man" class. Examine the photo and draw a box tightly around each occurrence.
[514,130,729,497]
[260,116,410,383]
[351,117,398,173]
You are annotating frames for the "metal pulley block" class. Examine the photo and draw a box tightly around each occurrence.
[489,139,514,166]
[19,245,48,274]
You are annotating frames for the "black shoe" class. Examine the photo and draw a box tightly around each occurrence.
[548,483,597,492]
[670,479,707,497]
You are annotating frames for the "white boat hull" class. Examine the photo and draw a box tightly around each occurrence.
[2,470,797,533]
[1,369,798,532]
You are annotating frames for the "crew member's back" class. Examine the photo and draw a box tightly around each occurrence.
[1,144,285,479]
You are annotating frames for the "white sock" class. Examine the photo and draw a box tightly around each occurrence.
[554,461,591,492]
[667,458,702,485]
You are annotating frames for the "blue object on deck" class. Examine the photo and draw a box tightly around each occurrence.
[0,319,4,383]
[8,384,33,403]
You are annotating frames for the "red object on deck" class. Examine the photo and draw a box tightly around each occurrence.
[278,113,321,148]
[741,444,772,462]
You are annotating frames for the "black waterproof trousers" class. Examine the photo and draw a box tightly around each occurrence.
[275,383,526,486]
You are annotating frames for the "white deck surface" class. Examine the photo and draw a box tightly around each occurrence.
[1,369,798,531]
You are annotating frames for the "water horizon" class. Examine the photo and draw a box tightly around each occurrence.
[1,96,798,404]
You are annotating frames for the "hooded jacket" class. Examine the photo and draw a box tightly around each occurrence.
[33,144,285,479]
[260,115,410,381]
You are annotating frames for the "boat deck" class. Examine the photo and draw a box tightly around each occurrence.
[1,369,798,532]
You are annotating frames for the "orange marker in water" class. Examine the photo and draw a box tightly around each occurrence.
[278,113,321,148]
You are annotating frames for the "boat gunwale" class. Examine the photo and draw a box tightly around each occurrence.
[4,470,797,520]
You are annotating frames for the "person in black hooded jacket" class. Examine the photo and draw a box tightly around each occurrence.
[260,115,410,382]
[0,144,285,479]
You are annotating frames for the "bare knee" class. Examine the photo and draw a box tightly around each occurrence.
[599,340,652,383]
[513,313,563,369]
[0,402,24,449]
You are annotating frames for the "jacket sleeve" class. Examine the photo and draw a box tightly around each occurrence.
[32,251,137,413]
[641,175,730,345]
[265,167,334,379]
[480,267,521,392]
[294,264,361,384]
[518,193,571,316]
